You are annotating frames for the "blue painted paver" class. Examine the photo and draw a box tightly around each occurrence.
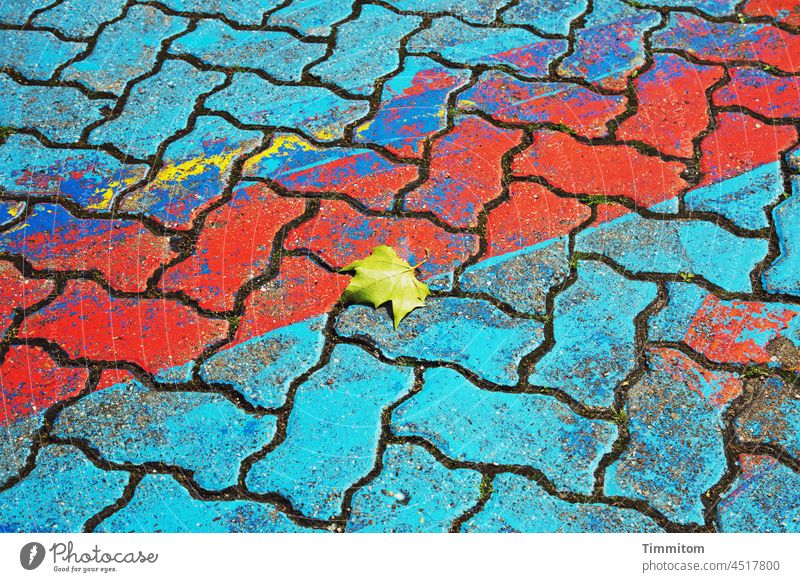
[88,59,225,158]
[685,162,784,230]
[463,473,662,532]
[0,1,52,25]
[647,282,709,342]
[384,0,509,24]
[645,0,738,16]
[0,73,113,142]
[245,344,415,520]
[0,134,148,209]
[408,17,567,77]
[718,455,800,532]
[97,474,317,532]
[336,297,544,386]
[310,5,421,96]
[62,5,188,94]
[529,260,657,406]
[502,0,588,35]
[606,348,734,525]
[0,445,128,533]
[157,0,284,26]
[119,115,262,229]
[763,178,800,296]
[557,0,660,91]
[267,0,353,36]
[200,316,327,409]
[0,29,85,81]
[347,444,482,532]
[392,367,618,495]
[576,212,769,293]
[735,376,800,458]
[353,56,471,158]
[461,238,570,316]
[32,0,128,38]
[53,378,277,491]
[170,19,326,82]
[205,73,370,141]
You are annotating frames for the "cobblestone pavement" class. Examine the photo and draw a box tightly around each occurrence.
[1,0,799,533]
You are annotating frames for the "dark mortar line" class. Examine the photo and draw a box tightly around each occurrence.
[449,473,495,532]
[651,47,800,78]
[0,67,117,101]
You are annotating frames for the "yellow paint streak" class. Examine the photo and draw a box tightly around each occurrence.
[242,134,314,173]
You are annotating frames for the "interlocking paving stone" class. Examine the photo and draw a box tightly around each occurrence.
[392,368,618,495]
[576,212,769,293]
[20,280,228,374]
[267,0,353,35]
[170,19,327,83]
[201,316,326,409]
[764,178,800,296]
[88,59,225,158]
[384,0,509,24]
[459,72,627,138]
[404,115,524,228]
[463,473,663,532]
[245,344,415,519]
[557,0,660,91]
[0,1,53,25]
[159,180,306,310]
[310,5,421,96]
[3,0,800,534]
[461,238,570,316]
[0,29,85,81]
[242,133,418,211]
[0,134,148,210]
[0,260,54,337]
[0,345,88,485]
[606,348,738,525]
[713,67,800,120]
[617,54,723,159]
[501,0,588,35]
[204,73,370,141]
[529,261,656,406]
[347,444,482,532]
[0,74,113,142]
[408,17,567,77]
[717,455,800,532]
[157,0,284,25]
[31,0,128,38]
[652,13,800,73]
[736,376,800,458]
[336,298,544,386]
[62,5,188,94]
[353,56,470,158]
[0,203,175,292]
[512,130,688,208]
[54,377,276,491]
[120,115,261,229]
[285,199,479,283]
[648,282,800,369]
[0,445,129,533]
[97,474,316,532]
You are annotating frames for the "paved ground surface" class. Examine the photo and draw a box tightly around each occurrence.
[1,0,800,533]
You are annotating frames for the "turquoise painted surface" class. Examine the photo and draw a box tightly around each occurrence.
[0,445,128,533]
[529,260,657,406]
[245,344,415,519]
[502,0,588,35]
[464,473,662,532]
[763,178,800,296]
[97,474,316,532]
[347,444,482,532]
[392,367,618,495]
[336,297,544,386]
[201,316,327,409]
[0,29,84,80]
[53,379,277,491]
